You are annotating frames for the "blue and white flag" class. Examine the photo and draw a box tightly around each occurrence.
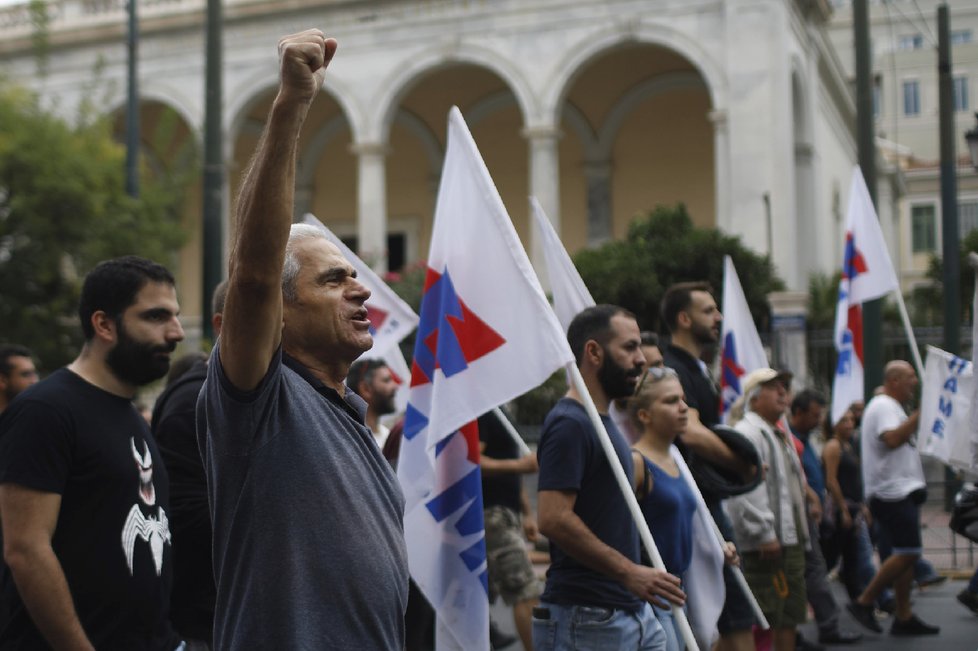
[919,346,977,472]
[719,255,768,422]
[397,107,573,650]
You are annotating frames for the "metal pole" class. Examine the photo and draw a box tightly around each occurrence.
[854,0,883,396]
[938,4,961,357]
[763,192,772,256]
[938,3,962,512]
[202,0,224,341]
[125,0,139,198]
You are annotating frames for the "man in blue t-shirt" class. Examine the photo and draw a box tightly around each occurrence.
[535,305,685,651]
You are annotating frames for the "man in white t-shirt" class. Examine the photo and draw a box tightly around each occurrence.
[846,361,939,637]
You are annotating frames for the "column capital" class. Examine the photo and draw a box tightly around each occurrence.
[521,125,562,141]
[707,109,728,128]
[349,141,390,157]
[768,290,809,318]
[583,158,613,179]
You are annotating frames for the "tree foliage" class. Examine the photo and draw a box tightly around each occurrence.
[0,84,193,370]
[915,229,978,326]
[573,204,785,333]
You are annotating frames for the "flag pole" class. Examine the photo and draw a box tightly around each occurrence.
[892,290,925,378]
[565,362,700,651]
[491,407,532,457]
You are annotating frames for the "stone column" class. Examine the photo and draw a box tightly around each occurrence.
[294,185,313,222]
[768,290,809,387]
[583,159,612,245]
[523,125,561,278]
[709,108,731,232]
[351,141,389,274]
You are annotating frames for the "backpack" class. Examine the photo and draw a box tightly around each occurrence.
[950,483,978,544]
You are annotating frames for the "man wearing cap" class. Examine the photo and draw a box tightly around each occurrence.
[727,368,810,651]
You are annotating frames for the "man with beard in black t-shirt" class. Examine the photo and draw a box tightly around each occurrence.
[660,281,756,651]
[0,256,184,650]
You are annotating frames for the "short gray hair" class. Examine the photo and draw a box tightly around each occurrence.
[282,223,329,303]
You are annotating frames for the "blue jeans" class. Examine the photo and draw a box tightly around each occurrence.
[532,601,666,651]
[652,603,686,651]
[968,566,978,594]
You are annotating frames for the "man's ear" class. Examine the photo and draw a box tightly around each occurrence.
[90,311,118,344]
[676,309,692,329]
[583,339,604,368]
[357,380,373,401]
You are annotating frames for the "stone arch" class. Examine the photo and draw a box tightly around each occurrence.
[370,42,536,143]
[104,84,201,139]
[225,68,363,145]
[544,22,726,126]
[596,70,708,154]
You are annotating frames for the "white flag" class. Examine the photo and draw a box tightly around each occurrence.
[530,196,595,331]
[918,345,976,472]
[397,107,573,651]
[719,255,768,422]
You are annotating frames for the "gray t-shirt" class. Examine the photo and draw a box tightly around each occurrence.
[197,345,408,650]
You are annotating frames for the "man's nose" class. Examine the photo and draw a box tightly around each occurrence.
[169,317,186,342]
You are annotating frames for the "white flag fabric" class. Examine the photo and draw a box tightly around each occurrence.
[303,214,420,358]
[397,107,574,651]
[671,447,725,649]
[719,255,768,422]
[918,346,976,472]
[530,196,595,331]
[830,167,900,425]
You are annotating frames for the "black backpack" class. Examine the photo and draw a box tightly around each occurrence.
[950,483,978,544]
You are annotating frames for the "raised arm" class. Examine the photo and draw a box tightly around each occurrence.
[0,485,94,651]
[220,30,337,392]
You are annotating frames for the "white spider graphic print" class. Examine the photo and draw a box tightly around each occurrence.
[121,437,171,576]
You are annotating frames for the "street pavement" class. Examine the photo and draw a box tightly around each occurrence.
[798,577,977,651]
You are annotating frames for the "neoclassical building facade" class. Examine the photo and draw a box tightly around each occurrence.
[0,0,864,342]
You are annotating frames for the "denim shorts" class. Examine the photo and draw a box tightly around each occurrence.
[532,601,666,651]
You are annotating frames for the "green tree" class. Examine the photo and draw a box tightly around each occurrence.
[0,84,191,370]
[914,229,978,326]
[573,204,785,333]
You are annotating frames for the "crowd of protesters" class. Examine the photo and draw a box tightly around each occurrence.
[0,27,975,651]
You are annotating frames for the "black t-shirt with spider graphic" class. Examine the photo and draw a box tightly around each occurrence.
[0,368,177,650]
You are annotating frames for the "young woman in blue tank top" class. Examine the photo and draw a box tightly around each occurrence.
[626,367,698,651]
